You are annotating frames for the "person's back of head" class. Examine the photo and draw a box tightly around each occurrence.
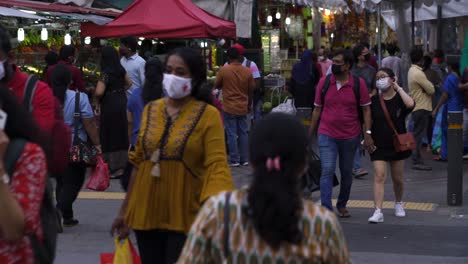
[0,25,12,57]
[59,45,75,62]
[120,36,138,53]
[227,47,241,63]
[45,51,59,66]
[51,64,72,105]
[142,58,164,104]
[410,47,424,65]
[433,49,444,60]
[422,55,432,71]
[448,61,460,75]
[386,44,397,56]
[248,113,307,249]
[101,45,124,75]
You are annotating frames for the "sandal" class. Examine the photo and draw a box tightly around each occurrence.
[433,156,447,162]
[337,208,351,218]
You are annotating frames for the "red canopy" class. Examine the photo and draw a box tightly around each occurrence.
[80,0,236,39]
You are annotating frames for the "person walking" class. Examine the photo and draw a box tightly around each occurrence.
[0,25,55,136]
[422,55,442,149]
[309,50,372,217]
[122,58,164,191]
[0,88,49,263]
[51,65,101,227]
[46,45,85,92]
[318,48,333,74]
[432,62,462,161]
[215,48,255,167]
[111,48,234,264]
[95,46,132,179]
[408,48,435,170]
[120,36,146,97]
[351,44,376,178]
[290,50,320,108]
[178,113,350,263]
[366,68,415,223]
[381,44,401,84]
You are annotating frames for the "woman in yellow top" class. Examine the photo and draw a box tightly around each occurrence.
[111,48,234,264]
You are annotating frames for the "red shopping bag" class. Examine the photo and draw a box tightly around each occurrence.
[86,155,110,191]
[100,238,141,264]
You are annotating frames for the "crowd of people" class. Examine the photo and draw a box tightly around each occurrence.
[0,21,466,263]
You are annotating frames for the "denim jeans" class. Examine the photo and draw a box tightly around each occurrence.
[254,99,263,121]
[319,133,360,211]
[223,112,249,164]
[353,145,362,171]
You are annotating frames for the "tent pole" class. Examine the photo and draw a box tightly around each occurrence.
[411,0,415,47]
[437,4,442,50]
[377,3,382,68]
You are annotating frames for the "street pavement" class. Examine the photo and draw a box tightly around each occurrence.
[55,149,468,264]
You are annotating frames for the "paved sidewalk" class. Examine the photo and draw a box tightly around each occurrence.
[57,150,468,264]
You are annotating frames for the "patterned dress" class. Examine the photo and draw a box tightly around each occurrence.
[0,143,47,264]
[178,188,350,264]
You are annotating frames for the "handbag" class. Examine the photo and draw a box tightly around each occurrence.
[86,155,110,191]
[379,95,416,152]
[302,146,339,194]
[271,98,297,115]
[69,91,98,164]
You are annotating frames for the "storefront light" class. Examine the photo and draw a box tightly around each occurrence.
[376,27,379,33]
[138,41,142,46]
[285,17,291,25]
[275,12,281,19]
[84,36,91,45]
[325,9,331,16]
[64,33,71,45]
[267,15,273,23]
[17,28,25,42]
[41,28,48,41]
[139,37,145,41]
[331,33,334,39]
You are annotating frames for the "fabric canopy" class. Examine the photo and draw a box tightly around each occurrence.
[80,0,236,39]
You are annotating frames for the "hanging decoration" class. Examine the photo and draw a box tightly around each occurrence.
[41,28,48,41]
[17,28,25,42]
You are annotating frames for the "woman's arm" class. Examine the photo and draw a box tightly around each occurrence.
[127,111,133,146]
[393,80,414,108]
[82,118,101,152]
[124,74,133,90]
[94,80,106,98]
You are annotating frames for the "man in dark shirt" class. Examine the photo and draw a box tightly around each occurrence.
[46,45,85,92]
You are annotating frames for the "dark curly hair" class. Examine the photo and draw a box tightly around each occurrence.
[164,48,212,105]
[247,113,307,249]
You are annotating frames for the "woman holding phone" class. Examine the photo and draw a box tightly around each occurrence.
[366,68,415,223]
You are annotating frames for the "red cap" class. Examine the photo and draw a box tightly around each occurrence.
[231,43,244,55]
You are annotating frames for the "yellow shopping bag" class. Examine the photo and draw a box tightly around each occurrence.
[101,237,141,264]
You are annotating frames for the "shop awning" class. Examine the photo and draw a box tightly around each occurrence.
[0,6,48,20]
[80,0,236,39]
[0,0,120,18]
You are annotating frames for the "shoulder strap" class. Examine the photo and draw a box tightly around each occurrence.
[73,91,81,143]
[23,75,38,113]
[379,95,398,135]
[223,192,232,261]
[320,74,332,106]
[4,139,27,176]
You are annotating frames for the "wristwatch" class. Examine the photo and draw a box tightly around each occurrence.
[365,130,372,135]
[1,173,9,184]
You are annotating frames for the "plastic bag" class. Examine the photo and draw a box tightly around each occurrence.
[86,155,110,191]
[271,98,297,115]
[100,238,141,264]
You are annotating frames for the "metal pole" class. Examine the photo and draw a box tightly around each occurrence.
[437,4,443,49]
[377,3,382,68]
[447,112,464,206]
[411,0,415,47]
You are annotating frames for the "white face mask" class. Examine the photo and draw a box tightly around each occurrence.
[318,56,325,61]
[0,60,6,80]
[163,73,192,99]
[376,77,391,92]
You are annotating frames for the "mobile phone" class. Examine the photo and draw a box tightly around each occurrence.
[0,109,7,130]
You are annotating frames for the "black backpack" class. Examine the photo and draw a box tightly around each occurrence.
[4,138,58,264]
[320,74,364,125]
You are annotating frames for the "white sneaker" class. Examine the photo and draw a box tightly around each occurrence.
[368,209,384,223]
[395,202,406,217]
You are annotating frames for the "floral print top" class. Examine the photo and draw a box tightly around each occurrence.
[0,143,47,264]
[178,188,350,264]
